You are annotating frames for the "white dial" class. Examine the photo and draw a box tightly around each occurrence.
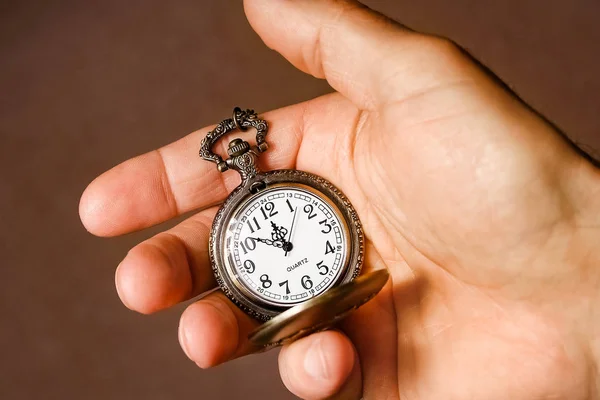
[223,185,348,306]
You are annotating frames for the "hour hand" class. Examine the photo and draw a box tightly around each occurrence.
[269,221,288,242]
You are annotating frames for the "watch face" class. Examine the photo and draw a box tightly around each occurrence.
[222,184,349,307]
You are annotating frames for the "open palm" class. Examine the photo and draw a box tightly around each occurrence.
[80,1,600,399]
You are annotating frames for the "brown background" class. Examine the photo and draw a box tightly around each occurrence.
[1,0,599,399]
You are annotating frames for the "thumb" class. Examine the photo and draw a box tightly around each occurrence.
[279,330,362,400]
[244,0,470,110]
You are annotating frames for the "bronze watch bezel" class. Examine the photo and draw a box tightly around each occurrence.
[209,170,365,322]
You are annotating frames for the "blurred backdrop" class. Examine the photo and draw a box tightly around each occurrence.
[1,0,599,399]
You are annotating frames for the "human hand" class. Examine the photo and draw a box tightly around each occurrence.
[79,0,600,399]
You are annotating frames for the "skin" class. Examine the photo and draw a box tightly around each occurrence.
[79,0,600,399]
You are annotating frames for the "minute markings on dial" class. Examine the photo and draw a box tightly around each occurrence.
[227,187,347,305]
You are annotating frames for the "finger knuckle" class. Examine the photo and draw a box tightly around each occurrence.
[422,35,464,62]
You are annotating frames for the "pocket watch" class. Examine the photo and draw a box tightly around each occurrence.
[200,107,389,347]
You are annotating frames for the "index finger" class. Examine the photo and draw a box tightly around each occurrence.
[79,102,306,237]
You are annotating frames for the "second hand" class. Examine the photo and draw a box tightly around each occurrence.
[284,207,298,256]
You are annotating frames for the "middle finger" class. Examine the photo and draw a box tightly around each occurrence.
[82,102,306,237]
[115,206,218,314]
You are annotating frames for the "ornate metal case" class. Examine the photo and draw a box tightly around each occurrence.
[200,108,364,322]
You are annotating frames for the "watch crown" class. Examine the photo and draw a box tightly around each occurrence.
[227,138,250,157]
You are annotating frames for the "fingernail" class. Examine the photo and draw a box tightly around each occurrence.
[303,337,330,380]
[114,261,131,309]
[178,318,191,359]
